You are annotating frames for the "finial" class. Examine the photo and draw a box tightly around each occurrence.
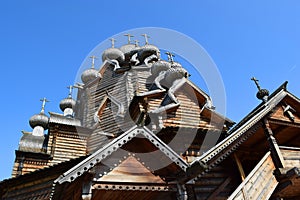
[141,34,150,45]
[165,52,175,62]
[39,97,49,114]
[67,85,73,98]
[251,77,269,102]
[89,55,98,69]
[251,77,261,91]
[124,33,134,44]
[134,40,139,47]
[110,38,116,48]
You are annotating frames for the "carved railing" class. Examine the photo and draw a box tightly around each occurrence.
[228,152,278,200]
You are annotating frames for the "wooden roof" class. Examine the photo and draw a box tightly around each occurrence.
[0,156,87,200]
[54,126,188,186]
[179,81,300,182]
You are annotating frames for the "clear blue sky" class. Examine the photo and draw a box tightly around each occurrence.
[1,1,300,180]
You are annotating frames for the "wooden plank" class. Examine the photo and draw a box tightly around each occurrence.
[228,152,278,200]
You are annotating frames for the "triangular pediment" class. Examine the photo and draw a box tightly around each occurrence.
[269,93,300,123]
[99,156,165,183]
[56,126,188,185]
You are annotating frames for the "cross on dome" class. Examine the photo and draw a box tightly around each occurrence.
[141,34,150,45]
[67,85,74,98]
[110,38,116,48]
[124,33,134,44]
[89,55,98,69]
[39,97,49,114]
[134,40,139,47]
[165,52,175,63]
[251,77,261,91]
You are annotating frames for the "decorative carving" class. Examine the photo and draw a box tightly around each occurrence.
[55,126,188,184]
[282,102,296,122]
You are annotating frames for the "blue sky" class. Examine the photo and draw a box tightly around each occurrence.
[1,1,300,180]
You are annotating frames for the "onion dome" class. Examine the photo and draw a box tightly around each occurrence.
[120,44,136,55]
[251,77,269,102]
[81,68,99,84]
[165,66,188,84]
[256,89,269,101]
[60,97,76,111]
[102,48,125,62]
[120,44,140,61]
[151,60,171,76]
[29,113,49,130]
[138,44,160,61]
[170,61,182,68]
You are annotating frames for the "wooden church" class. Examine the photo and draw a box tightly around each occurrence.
[1,35,300,200]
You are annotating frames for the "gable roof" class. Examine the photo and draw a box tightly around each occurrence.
[54,125,188,185]
[180,81,295,183]
[0,156,87,199]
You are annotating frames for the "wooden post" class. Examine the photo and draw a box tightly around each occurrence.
[233,153,249,200]
[233,153,246,181]
[263,118,285,168]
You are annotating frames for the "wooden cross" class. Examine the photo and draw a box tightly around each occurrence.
[141,34,150,45]
[251,77,261,91]
[89,55,98,69]
[124,33,134,44]
[67,85,73,98]
[39,97,49,113]
[165,52,175,62]
[109,38,116,48]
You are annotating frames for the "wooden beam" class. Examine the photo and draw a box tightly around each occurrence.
[233,153,246,181]
[252,125,290,149]
[263,118,285,168]
[207,176,232,200]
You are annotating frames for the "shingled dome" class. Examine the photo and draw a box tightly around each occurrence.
[119,44,136,55]
[60,97,76,112]
[81,68,99,84]
[29,113,49,130]
[151,60,171,76]
[102,47,125,62]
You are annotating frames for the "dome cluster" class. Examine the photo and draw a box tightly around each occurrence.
[80,34,161,84]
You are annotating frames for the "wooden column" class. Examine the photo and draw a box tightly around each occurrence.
[263,118,285,169]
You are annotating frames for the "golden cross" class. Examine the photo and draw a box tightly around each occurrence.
[165,52,175,62]
[251,77,261,91]
[124,33,134,44]
[110,38,116,48]
[89,55,98,69]
[141,34,150,45]
[39,97,49,114]
[67,85,73,98]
